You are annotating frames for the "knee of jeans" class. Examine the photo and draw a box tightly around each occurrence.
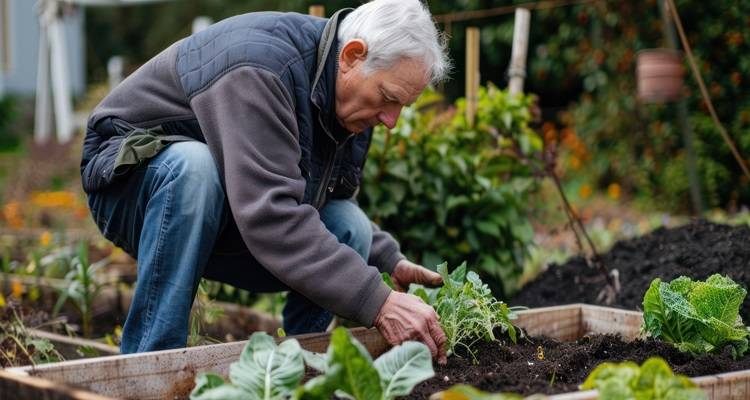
[321,200,373,259]
[160,142,225,218]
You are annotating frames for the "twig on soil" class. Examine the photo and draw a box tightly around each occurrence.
[541,144,620,303]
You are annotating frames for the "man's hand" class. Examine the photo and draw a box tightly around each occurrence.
[374,291,447,364]
[391,259,443,292]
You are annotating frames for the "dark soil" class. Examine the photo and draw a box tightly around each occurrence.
[511,220,750,320]
[407,333,750,398]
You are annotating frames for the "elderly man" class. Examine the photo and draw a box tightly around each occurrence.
[80,0,450,362]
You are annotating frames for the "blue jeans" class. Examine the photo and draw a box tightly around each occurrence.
[87,141,373,353]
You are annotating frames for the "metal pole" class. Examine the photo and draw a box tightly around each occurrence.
[660,0,703,215]
[508,8,530,95]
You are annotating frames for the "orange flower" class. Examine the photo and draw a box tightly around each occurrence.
[30,191,78,209]
[11,279,23,299]
[608,183,621,200]
[731,72,742,86]
[570,155,582,171]
[579,184,592,199]
[40,231,51,247]
[2,202,23,229]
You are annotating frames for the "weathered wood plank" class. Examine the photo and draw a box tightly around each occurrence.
[0,370,115,400]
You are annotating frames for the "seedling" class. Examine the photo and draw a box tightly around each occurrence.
[52,241,103,337]
[0,302,63,367]
[409,262,519,358]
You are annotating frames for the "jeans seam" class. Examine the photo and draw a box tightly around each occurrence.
[136,161,175,352]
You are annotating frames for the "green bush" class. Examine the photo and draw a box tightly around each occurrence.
[0,96,20,150]
[360,86,542,297]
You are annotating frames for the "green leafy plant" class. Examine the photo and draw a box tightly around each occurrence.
[580,357,706,400]
[0,302,63,367]
[642,274,749,358]
[297,327,434,400]
[191,327,434,400]
[187,280,224,347]
[361,87,542,298]
[52,241,103,337]
[191,332,304,400]
[429,385,524,399]
[410,262,519,358]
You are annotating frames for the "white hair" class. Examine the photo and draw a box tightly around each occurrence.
[337,0,451,85]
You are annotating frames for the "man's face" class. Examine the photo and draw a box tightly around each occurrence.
[335,40,429,133]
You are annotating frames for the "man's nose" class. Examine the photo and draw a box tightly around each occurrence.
[378,106,402,129]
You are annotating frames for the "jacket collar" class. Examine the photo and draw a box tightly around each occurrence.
[310,8,353,143]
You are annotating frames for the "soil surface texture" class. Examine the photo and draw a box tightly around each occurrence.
[407,333,750,398]
[511,220,750,320]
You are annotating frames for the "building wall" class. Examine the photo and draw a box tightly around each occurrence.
[0,0,85,97]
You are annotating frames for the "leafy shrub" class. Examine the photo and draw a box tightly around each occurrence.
[580,357,706,400]
[191,328,433,400]
[642,274,749,358]
[409,262,518,357]
[361,86,542,297]
[0,96,20,150]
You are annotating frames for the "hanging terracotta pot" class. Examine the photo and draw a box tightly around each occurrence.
[636,49,685,103]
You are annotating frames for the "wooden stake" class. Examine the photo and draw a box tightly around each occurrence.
[508,8,531,95]
[465,27,480,126]
[308,5,325,17]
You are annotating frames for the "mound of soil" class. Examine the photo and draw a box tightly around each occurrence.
[407,334,750,398]
[511,220,750,320]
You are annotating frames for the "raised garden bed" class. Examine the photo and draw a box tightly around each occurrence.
[3,304,750,399]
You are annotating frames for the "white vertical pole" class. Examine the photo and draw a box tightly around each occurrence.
[34,14,53,143]
[107,55,124,90]
[191,16,212,34]
[508,8,531,95]
[48,13,74,142]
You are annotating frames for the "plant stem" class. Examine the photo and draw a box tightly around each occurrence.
[548,167,616,293]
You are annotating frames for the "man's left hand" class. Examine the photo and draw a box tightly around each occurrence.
[391,259,443,292]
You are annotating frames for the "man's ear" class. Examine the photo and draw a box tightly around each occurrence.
[339,39,368,73]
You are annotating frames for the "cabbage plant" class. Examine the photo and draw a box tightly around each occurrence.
[297,327,434,399]
[580,357,706,400]
[190,332,304,400]
[642,274,749,358]
[191,328,434,400]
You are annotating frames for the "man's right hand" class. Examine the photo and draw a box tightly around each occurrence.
[373,291,447,364]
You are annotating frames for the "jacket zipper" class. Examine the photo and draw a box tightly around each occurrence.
[312,114,353,209]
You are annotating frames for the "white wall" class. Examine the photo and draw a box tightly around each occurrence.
[0,0,85,97]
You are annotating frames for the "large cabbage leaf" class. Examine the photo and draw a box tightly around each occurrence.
[191,332,304,400]
[642,274,749,358]
[296,327,433,400]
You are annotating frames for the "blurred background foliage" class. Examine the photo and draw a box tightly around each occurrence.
[85,0,750,214]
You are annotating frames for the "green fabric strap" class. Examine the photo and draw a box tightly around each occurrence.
[113,126,194,176]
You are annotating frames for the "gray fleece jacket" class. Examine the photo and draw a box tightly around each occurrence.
[80,10,404,326]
